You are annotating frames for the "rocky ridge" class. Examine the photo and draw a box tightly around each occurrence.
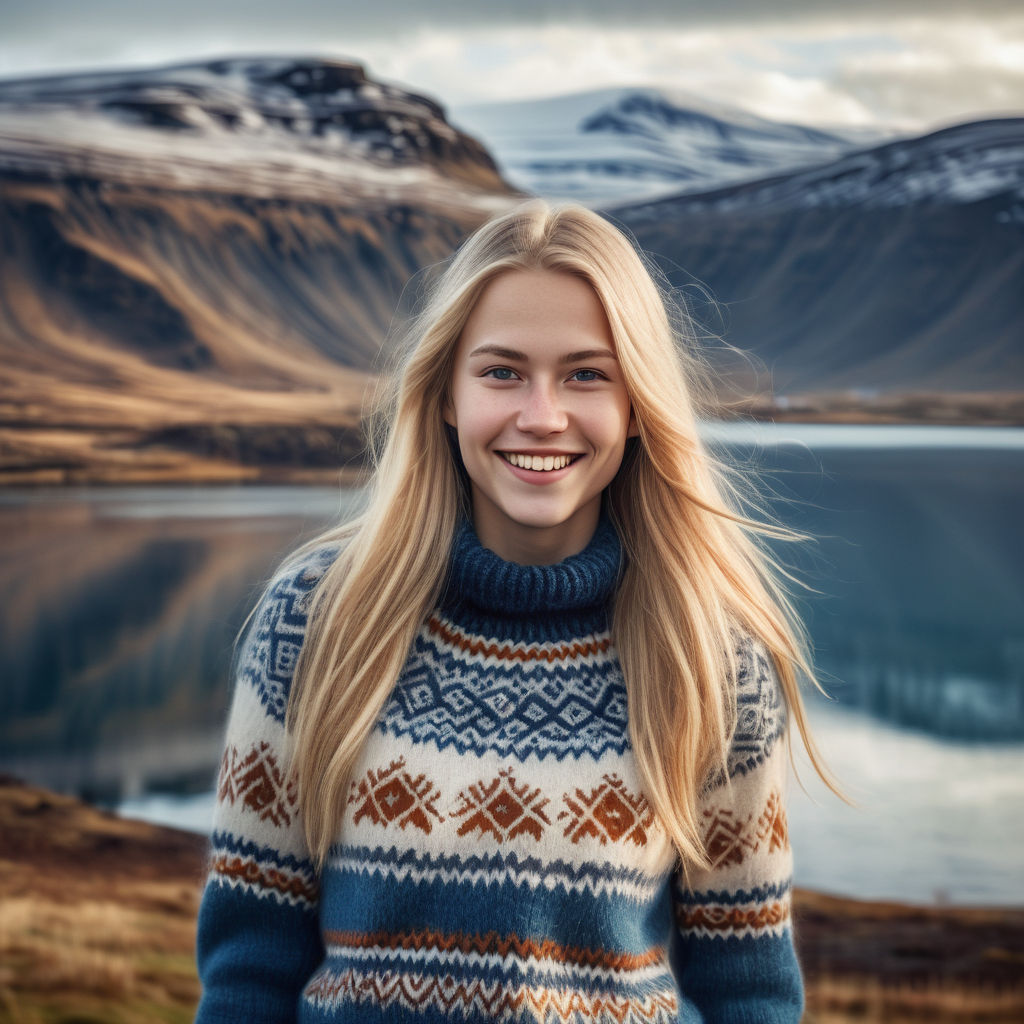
[0,56,519,484]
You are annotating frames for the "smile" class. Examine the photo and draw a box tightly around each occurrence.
[500,452,580,472]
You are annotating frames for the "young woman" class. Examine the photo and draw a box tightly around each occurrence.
[195,200,833,1022]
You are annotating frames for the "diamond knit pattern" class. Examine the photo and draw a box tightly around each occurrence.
[379,617,630,761]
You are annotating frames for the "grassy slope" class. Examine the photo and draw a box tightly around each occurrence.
[1,777,1022,1023]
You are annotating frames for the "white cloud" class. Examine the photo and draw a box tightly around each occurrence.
[356,19,1022,128]
[833,16,1024,126]
[727,70,880,127]
[1,11,1021,130]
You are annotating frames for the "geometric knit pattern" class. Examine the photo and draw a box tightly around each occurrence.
[379,616,630,761]
[726,635,788,779]
[196,516,804,1023]
[242,544,338,724]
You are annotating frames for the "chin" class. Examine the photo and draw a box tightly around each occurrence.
[501,501,592,534]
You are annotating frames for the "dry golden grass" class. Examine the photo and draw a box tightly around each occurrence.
[0,891,199,1023]
[2,778,1024,1023]
[0,778,203,1024]
[806,973,1024,1023]
[794,889,1024,1023]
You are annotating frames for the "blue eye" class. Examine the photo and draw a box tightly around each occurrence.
[571,369,601,383]
[486,367,517,380]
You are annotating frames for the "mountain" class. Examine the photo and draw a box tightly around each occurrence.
[0,55,507,197]
[610,117,1024,399]
[454,88,1022,411]
[1,60,1020,487]
[452,86,890,206]
[0,56,520,483]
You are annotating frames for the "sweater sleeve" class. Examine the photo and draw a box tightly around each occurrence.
[194,547,336,1023]
[669,636,804,1024]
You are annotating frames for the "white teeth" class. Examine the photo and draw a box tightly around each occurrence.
[503,453,573,471]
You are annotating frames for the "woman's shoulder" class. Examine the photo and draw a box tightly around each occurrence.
[234,541,343,722]
[255,541,342,635]
[268,540,342,603]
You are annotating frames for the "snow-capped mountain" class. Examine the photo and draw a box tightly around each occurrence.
[0,56,519,484]
[614,117,1024,215]
[453,87,1022,400]
[452,86,891,206]
[0,55,513,203]
[0,54,1020,488]
[612,116,1024,396]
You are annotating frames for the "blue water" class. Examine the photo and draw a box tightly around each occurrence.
[2,423,1022,905]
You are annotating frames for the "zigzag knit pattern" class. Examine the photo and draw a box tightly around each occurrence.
[196,517,804,1023]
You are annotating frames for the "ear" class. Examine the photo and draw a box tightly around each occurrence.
[443,400,456,428]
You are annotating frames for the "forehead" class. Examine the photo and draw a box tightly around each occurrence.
[458,269,613,353]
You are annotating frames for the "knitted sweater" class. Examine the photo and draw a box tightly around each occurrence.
[195,517,803,1023]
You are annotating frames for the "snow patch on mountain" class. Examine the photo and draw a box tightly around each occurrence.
[615,118,1024,216]
[452,86,894,206]
[0,56,509,209]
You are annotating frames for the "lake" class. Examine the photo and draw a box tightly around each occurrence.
[2,423,1022,906]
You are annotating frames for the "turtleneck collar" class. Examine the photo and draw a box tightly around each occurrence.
[440,513,622,633]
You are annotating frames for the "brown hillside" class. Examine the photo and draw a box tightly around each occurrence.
[1,777,1022,1023]
[0,58,521,485]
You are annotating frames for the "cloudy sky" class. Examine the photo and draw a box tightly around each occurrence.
[1,0,1022,129]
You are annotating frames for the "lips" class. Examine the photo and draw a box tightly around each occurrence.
[499,452,582,472]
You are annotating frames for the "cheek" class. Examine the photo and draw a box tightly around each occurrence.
[451,392,506,450]
[592,401,633,451]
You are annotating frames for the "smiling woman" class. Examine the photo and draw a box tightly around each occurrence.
[194,199,837,1023]
[445,268,637,564]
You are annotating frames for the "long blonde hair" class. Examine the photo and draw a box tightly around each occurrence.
[286,199,836,869]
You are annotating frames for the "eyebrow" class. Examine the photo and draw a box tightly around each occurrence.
[467,345,617,363]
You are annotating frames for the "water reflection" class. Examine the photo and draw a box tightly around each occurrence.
[734,441,1024,741]
[0,487,358,801]
[2,427,1022,902]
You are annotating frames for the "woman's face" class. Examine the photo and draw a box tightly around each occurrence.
[445,268,636,566]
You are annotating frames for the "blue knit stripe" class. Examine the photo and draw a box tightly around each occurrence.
[329,846,664,902]
[211,830,319,874]
[207,830,319,909]
[673,879,793,906]
[671,932,803,1023]
[319,859,673,959]
[197,881,324,1021]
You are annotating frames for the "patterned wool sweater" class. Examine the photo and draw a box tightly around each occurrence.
[195,516,803,1023]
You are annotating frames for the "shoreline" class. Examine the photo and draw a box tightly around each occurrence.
[2,398,1022,488]
[2,776,1022,1023]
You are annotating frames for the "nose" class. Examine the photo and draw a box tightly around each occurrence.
[516,380,568,435]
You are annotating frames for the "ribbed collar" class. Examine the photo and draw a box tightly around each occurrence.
[441,513,622,619]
